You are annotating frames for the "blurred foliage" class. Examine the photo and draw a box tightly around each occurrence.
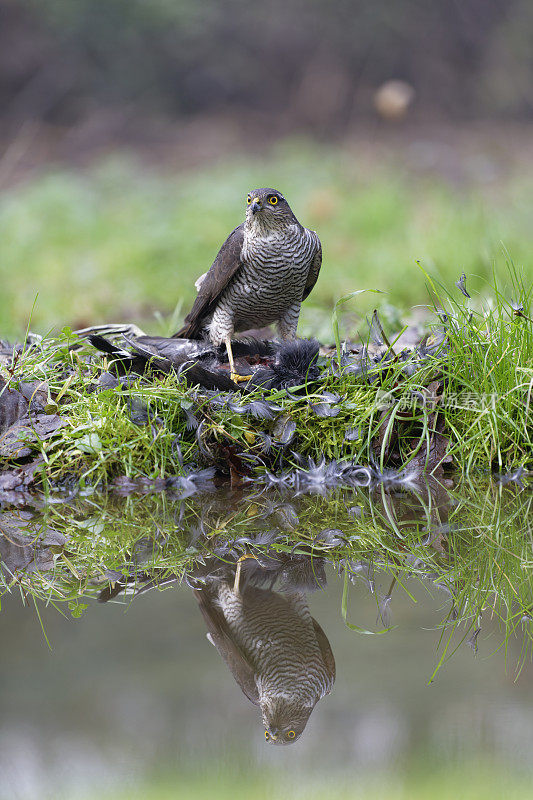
[1,0,532,127]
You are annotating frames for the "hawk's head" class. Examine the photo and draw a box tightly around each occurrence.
[245,188,297,229]
[261,697,313,745]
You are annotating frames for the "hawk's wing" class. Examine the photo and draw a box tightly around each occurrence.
[301,235,322,302]
[312,616,336,694]
[193,586,260,706]
[174,224,245,339]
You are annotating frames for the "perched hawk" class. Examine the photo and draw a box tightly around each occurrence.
[174,188,322,381]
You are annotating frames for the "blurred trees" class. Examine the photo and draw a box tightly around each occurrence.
[0,0,531,133]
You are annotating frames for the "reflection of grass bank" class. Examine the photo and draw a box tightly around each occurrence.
[2,479,531,676]
[2,141,533,338]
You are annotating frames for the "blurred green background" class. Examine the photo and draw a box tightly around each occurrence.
[2,141,533,340]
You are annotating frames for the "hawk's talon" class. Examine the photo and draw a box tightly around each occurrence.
[233,553,259,594]
[230,372,253,384]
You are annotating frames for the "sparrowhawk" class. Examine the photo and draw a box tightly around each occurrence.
[174,188,322,382]
[194,570,335,745]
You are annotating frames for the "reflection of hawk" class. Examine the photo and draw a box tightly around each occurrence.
[175,188,322,381]
[194,578,335,745]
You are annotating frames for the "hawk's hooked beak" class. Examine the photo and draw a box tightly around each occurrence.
[251,198,261,214]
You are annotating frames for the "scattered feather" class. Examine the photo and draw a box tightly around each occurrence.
[467,626,481,655]
[272,415,296,445]
[309,402,340,418]
[183,406,200,431]
[495,466,525,487]
[455,272,471,298]
[344,427,360,441]
[347,505,362,518]
[377,593,393,628]
[313,529,347,547]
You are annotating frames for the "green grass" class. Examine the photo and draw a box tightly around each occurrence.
[1,140,533,339]
[421,263,533,471]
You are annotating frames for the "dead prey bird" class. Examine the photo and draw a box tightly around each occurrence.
[194,570,335,745]
[174,188,322,382]
[84,328,320,392]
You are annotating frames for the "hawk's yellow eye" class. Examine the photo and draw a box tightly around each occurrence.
[264,731,270,740]
[268,195,278,205]
[287,730,296,739]
[247,196,251,205]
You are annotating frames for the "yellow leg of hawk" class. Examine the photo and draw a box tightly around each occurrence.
[233,553,259,594]
[225,336,253,384]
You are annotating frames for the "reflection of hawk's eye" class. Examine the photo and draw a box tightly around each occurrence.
[287,730,296,739]
[268,195,278,205]
[264,731,270,740]
[247,196,252,205]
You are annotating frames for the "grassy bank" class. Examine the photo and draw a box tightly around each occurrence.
[1,265,531,485]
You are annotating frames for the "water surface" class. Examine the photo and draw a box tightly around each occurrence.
[1,477,531,799]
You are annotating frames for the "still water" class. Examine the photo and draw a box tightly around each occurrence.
[1,477,532,799]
